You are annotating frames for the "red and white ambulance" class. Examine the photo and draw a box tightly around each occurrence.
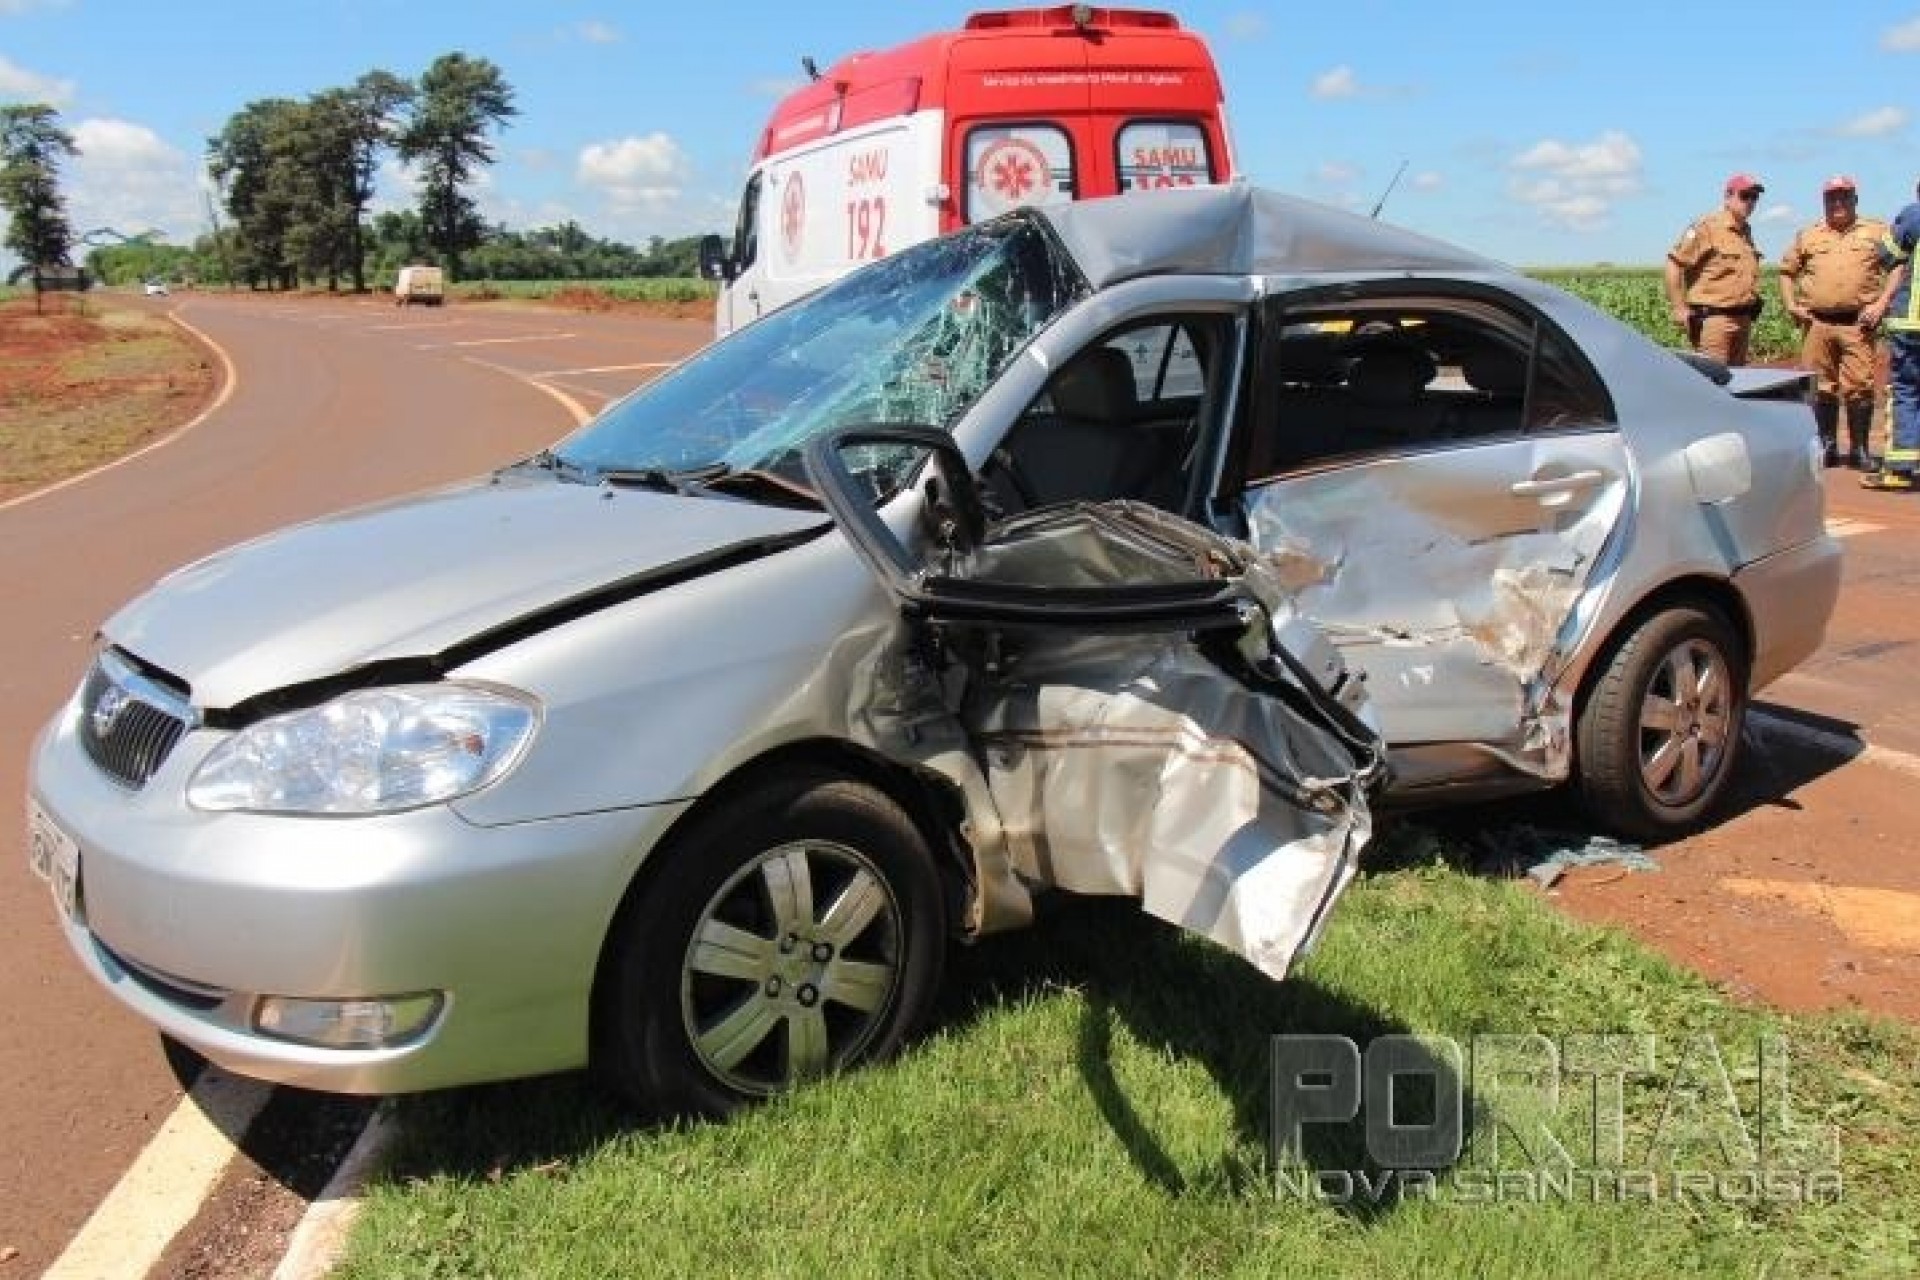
[699,5,1234,334]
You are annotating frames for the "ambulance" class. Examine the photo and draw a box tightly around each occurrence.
[699,5,1234,335]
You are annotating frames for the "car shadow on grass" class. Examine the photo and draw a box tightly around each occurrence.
[934,894,1462,1219]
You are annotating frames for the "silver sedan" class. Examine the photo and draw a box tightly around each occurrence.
[28,186,1837,1112]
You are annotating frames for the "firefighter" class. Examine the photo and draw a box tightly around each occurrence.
[1866,184,1920,491]
[1779,176,1894,468]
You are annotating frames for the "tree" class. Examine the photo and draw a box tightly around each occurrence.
[396,53,516,280]
[0,103,78,268]
[329,71,413,291]
[208,98,306,289]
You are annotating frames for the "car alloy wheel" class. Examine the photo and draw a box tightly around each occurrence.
[680,838,904,1096]
[1576,603,1747,842]
[1635,637,1735,808]
[594,770,944,1117]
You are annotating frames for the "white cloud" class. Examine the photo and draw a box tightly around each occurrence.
[66,118,204,243]
[1881,16,1920,51]
[0,0,73,13]
[0,53,74,104]
[1836,106,1908,137]
[1310,65,1360,99]
[1314,161,1359,186]
[1410,170,1444,192]
[1754,203,1796,228]
[572,20,620,44]
[1507,130,1644,232]
[577,132,693,211]
[1222,11,1268,41]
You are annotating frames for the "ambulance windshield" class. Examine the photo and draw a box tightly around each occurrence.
[552,217,1085,495]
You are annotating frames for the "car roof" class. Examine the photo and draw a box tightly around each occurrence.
[1034,183,1502,289]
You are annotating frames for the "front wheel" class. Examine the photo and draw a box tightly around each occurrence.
[1575,604,1747,842]
[595,771,945,1118]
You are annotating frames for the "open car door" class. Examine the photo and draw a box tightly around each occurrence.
[805,426,1385,979]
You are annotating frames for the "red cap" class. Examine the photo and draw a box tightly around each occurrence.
[1724,172,1765,195]
[1822,174,1858,195]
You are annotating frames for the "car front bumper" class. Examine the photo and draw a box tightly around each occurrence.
[28,704,689,1094]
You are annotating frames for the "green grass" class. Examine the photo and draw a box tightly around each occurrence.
[451,277,715,304]
[334,823,1918,1279]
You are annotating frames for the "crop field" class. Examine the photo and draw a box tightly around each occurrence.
[453,277,716,305]
[1534,267,1801,362]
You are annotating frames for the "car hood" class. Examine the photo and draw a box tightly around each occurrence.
[103,473,828,709]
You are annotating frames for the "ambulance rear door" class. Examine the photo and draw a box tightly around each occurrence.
[942,28,1094,230]
[1088,30,1231,195]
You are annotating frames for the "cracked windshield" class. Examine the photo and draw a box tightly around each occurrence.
[553,218,1084,496]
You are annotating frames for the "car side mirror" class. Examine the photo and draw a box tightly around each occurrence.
[698,234,734,282]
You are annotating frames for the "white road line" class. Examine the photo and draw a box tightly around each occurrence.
[42,1069,272,1280]
[1749,707,1920,779]
[365,320,474,332]
[462,356,594,426]
[0,308,239,514]
[530,360,681,377]
[1825,517,1884,539]
[415,333,576,350]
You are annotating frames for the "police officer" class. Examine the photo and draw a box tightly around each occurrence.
[1779,176,1894,468]
[1665,173,1766,365]
[1866,182,1920,491]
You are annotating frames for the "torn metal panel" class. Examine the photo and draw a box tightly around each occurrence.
[1240,436,1629,779]
[962,634,1374,979]
[812,456,1384,978]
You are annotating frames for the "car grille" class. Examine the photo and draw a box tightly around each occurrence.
[78,650,194,789]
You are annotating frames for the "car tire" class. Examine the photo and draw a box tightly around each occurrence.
[595,771,945,1118]
[1575,603,1747,842]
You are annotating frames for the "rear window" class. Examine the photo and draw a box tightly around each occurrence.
[1117,120,1213,191]
[964,124,1075,223]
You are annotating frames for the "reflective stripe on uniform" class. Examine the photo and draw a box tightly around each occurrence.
[1886,447,1920,465]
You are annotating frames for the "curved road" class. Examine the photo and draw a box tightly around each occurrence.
[0,291,708,1275]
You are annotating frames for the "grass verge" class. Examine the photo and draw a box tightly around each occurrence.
[0,295,216,501]
[334,824,1917,1279]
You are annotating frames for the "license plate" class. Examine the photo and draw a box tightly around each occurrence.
[27,800,81,918]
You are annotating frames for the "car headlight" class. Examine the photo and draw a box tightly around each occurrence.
[187,684,538,815]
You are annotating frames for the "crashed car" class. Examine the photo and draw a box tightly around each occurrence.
[27,186,1838,1111]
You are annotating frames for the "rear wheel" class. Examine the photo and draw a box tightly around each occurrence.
[595,771,945,1117]
[1576,604,1746,842]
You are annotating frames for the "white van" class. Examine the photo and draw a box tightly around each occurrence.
[394,265,446,307]
[699,5,1233,336]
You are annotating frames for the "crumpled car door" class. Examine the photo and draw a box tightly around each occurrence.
[805,426,1384,979]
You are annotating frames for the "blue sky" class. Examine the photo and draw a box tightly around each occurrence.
[5,1,1920,272]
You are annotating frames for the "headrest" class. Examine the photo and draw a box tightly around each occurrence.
[1461,346,1527,396]
[1346,341,1436,406]
[1275,333,1343,384]
[1050,346,1137,420]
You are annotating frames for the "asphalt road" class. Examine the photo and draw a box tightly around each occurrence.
[5,295,1918,1276]
[0,291,711,1276]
